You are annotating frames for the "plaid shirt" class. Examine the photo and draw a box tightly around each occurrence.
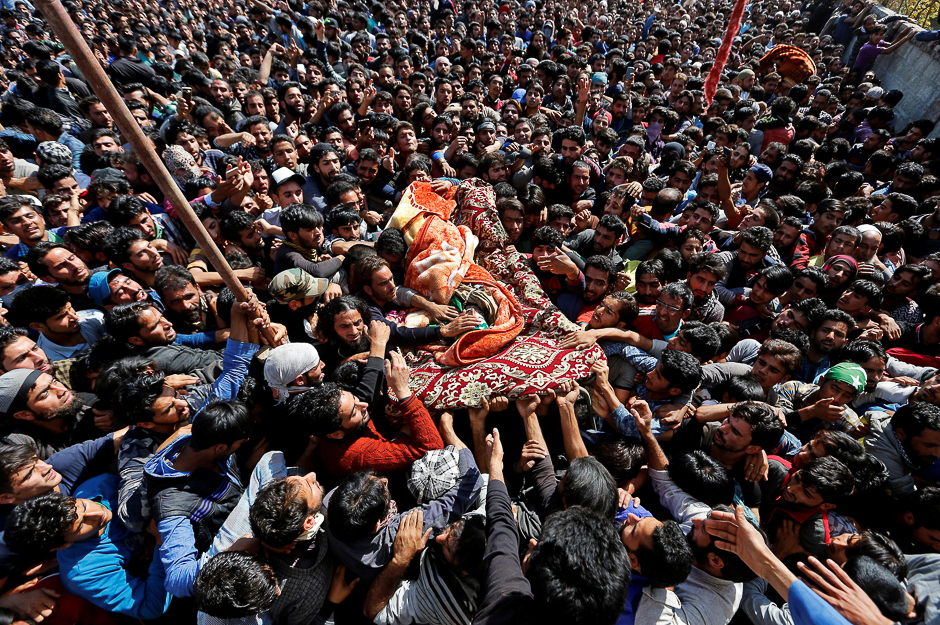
[771,380,861,440]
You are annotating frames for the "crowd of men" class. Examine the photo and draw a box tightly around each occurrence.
[0,0,936,622]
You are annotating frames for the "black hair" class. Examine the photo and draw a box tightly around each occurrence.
[190,399,255,451]
[250,478,317,548]
[328,470,390,542]
[636,259,666,282]
[679,321,721,362]
[660,281,694,310]
[757,265,794,296]
[528,506,631,625]
[280,203,324,235]
[891,401,940,440]
[107,195,150,227]
[583,255,618,286]
[659,349,701,393]
[843,556,909,622]
[102,227,145,267]
[716,375,766,403]
[112,370,166,426]
[687,252,727,281]
[740,226,773,252]
[193,551,279,619]
[562,457,618,519]
[4,491,77,555]
[798,456,855,503]
[591,439,645,487]
[315,296,372,344]
[24,241,73,279]
[734,401,785,449]
[286,382,343,437]
[669,451,734,506]
[531,226,564,249]
[8,285,68,327]
[635,520,693,588]
[221,210,257,243]
[0,441,39,495]
[36,164,73,191]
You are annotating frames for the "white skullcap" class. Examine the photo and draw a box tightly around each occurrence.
[264,343,321,403]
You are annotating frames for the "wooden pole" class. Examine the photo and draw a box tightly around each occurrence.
[36,0,278,343]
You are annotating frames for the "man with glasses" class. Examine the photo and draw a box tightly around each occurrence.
[650,282,693,341]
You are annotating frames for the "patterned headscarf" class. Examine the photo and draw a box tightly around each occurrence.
[162,145,200,187]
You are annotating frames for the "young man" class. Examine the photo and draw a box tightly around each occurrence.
[287,349,444,479]
[103,227,165,288]
[557,255,618,325]
[8,285,105,363]
[866,402,940,499]
[771,361,867,442]
[0,196,67,261]
[272,203,344,277]
[26,242,99,312]
[5,474,173,620]
[105,302,223,381]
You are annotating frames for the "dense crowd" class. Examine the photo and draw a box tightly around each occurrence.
[0,0,936,623]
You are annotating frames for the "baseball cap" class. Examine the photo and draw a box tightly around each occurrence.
[88,269,123,307]
[0,369,44,416]
[268,268,329,304]
[749,164,773,184]
[270,167,306,192]
[323,17,340,28]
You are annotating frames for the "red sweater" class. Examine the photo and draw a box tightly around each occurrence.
[319,394,444,479]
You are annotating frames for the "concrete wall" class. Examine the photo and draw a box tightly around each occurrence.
[868,7,940,137]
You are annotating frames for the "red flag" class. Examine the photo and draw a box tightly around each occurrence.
[703,0,750,108]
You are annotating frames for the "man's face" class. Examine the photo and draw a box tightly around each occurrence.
[588,296,623,330]
[837,288,870,317]
[163,283,203,323]
[737,242,765,271]
[901,427,940,467]
[175,132,200,157]
[813,320,848,354]
[686,208,713,233]
[560,139,582,165]
[583,266,611,304]
[275,181,304,207]
[147,384,192,427]
[4,207,45,242]
[751,353,789,389]
[367,266,397,305]
[250,123,273,152]
[814,210,843,238]
[914,373,940,405]
[134,307,177,345]
[337,389,371,435]
[781,471,826,508]
[885,270,919,298]
[211,79,231,104]
[126,240,163,273]
[500,209,524,242]
[687,270,718,303]
[773,160,800,186]
[548,215,572,238]
[620,514,662,567]
[774,224,801,251]
[24,373,77,420]
[86,102,113,128]
[333,309,366,347]
[108,273,148,305]
[592,226,619,255]
[570,166,590,197]
[356,160,379,186]
[3,455,61,504]
[667,170,693,194]
[485,161,509,183]
[635,272,662,305]
[272,141,298,169]
[41,248,89,287]
[1,336,50,373]
[644,362,674,394]
[655,291,687,334]
[714,415,754,453]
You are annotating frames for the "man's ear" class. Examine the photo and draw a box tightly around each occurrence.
[326,430,345,440]
[744,444,761,455]
[303,514,318,532]
[288,300,302,311]
[28,321,47,333]
[136,421,158,430]
[895,427,907,442]
[707,552,725,570]
[901,511,915,526]
[820,502,837,511]
[0,493,17,505]
[12,410,35,422]
[681,309,692,321]
[128,336,145,347]
[121,262,136,274]
[627,551,640,572]
[668,387,683,397]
